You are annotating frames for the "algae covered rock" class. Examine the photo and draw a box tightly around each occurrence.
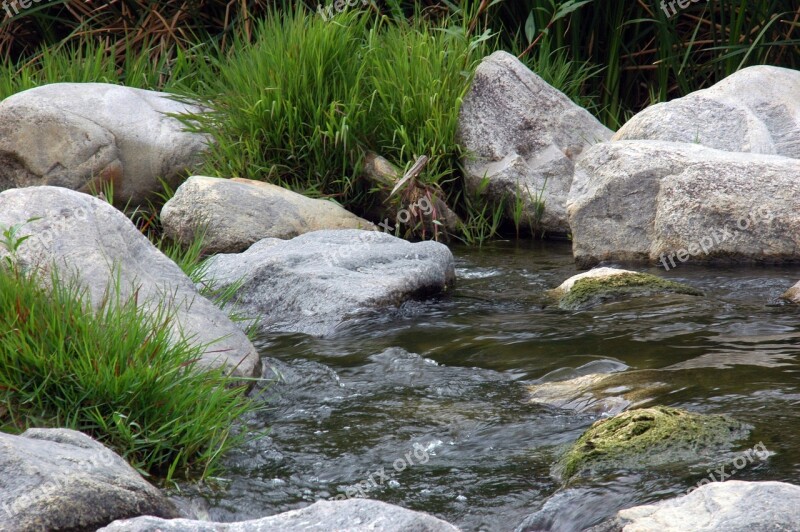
[556,406,750,481]
[552,268,703,310]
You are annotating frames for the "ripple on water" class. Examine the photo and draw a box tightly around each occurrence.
[175,242,800,531]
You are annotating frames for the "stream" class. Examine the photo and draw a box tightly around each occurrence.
[176,241,800,531]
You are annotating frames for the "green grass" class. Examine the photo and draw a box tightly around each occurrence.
[9,2,789,240]
[0,263,256,480]
[180,5,597,242]
[0,5,605,244]
[179,6,498,240]
[0,38,203,101]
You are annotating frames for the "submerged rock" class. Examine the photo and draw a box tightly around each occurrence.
[567,141,800,268]
[458,51,611,236]
[551,267,702,310]
[98,498,461,531]
[613,65,800,158]
[161,176,374,254]
[0,83,208,205]
[203,229,455,336]
[588,480,800,532]
[0,186,260,377]
[527,371,668,415]
[781,280,800,303]
[555,406,750,481]
[0,428,178,531]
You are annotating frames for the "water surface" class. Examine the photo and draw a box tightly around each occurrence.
[179,241,800,531]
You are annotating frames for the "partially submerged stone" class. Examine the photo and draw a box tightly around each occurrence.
[98,498,461,531]
[555,406,750,481]
[528,372,668,415]
[203,229,455,337]
[588,481,800,532]
[781,280,800,303]
[552,268,702,310]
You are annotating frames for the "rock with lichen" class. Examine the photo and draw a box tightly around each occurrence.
[551,267,703,310]
[555,406,750,482]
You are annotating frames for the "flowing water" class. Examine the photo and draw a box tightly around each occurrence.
[178,241,800,531]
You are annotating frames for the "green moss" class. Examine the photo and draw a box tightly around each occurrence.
[557,406,750,481]
[559,273,703,310]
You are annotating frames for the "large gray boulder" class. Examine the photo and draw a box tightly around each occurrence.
[98,499,461,531]
[589,481,800,532]
[567,140,800,268]
[457,51,612,235]
[203,229,455,336]
[613,66,800,158]
[0,186,260,377]
[0,83,208,205]
[161,176,374,254]
[0,428,178,531]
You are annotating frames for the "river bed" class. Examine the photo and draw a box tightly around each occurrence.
[177,241,800,531]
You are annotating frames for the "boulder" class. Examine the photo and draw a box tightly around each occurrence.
[0,186,259,377]
[551,267,702,310]
[567,140,800,268]
[457,51,612,235]
[161,176,374,254]
[203,229,455,336]
[0,83,208,205]
[613,66,800,158]
[555,406,750,481]
[98,499,461,531]
[588,481,800,532]
[781,281,800,303]
[0,428,178,531]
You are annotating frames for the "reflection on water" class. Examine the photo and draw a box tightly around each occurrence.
[178,240,800,531]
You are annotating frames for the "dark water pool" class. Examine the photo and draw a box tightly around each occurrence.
[176,241,800,531]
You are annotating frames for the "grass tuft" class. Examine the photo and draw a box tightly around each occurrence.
[0,265,256,480]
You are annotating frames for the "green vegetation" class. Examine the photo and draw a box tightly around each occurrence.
[0,4,602,244]
[5,2,794,242]
[182,7,503,241]
[0,228,254,479]
[4,1,797,129]
[558,272,704,310]
[557,406,750,481]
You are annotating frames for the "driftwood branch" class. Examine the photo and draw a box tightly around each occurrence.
[362,152,460,237]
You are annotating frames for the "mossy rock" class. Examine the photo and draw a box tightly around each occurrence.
[558,272,703,310]
[556,406,750,481]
